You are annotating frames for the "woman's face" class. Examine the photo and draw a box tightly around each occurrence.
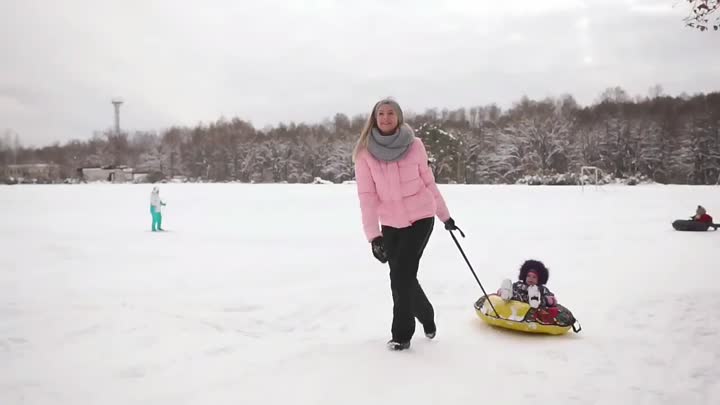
[376,104,399,134]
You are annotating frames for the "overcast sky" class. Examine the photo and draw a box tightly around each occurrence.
[1,0,718,146]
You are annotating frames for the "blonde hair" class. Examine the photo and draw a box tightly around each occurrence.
[352,98,405,162]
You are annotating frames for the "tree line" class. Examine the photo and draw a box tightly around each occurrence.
[1,87,719,185]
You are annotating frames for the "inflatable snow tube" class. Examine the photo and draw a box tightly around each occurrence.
[474,294,580,335]
[672,219,712,232]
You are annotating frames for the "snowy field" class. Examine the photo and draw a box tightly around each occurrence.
[1,183,719,405]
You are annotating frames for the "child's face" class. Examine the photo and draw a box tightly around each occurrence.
[526,272,538,286]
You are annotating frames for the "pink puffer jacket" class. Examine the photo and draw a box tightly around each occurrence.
[354,137,451,241]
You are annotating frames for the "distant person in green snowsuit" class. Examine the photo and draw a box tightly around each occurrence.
[150,186,166,231]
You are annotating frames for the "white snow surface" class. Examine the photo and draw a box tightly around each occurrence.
[1,184,720,405]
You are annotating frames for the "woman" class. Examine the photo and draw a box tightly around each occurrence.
[353,98,459,351]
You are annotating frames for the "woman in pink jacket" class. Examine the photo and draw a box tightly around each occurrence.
[353,98,458,351]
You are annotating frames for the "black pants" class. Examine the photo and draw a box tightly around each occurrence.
[382,217,435,342]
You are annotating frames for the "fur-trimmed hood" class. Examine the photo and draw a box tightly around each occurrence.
[518,259,549,285]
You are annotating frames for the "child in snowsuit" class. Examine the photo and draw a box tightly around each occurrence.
[498,259,557,309]
[150,186,166,231]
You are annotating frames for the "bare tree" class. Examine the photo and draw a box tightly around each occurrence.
[684,0,719,31]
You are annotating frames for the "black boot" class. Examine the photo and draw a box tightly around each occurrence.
[387,340,411,351]
[423,322,436,339]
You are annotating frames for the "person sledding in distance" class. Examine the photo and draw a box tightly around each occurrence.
[691,205,718,230]
[672,205,718,231]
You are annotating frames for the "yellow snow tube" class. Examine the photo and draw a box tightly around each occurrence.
[474,294,577,335]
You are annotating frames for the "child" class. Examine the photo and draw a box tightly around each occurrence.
[150,186,167,232]
[692,205,713,223]
[498,259,557,309]
[691,205,718,230]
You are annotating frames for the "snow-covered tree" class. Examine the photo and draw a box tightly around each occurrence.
[684,0,719,31]
[416,123,462,183]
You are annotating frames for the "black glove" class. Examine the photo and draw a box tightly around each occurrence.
[444,217,465,237]
[444,218,458,231]
[371,236,388,263]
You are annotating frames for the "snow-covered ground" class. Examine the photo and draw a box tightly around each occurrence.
[1,183,719,405]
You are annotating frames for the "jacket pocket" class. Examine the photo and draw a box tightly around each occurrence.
[398,162,420,182]
[400,178,423,197]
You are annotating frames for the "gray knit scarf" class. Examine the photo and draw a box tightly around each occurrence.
[367,125,415,162]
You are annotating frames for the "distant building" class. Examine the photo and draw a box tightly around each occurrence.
[5,163,60,182]
[77,165,135,183]
[132,172,150,183]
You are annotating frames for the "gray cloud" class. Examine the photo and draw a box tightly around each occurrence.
[1,0,718,146]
